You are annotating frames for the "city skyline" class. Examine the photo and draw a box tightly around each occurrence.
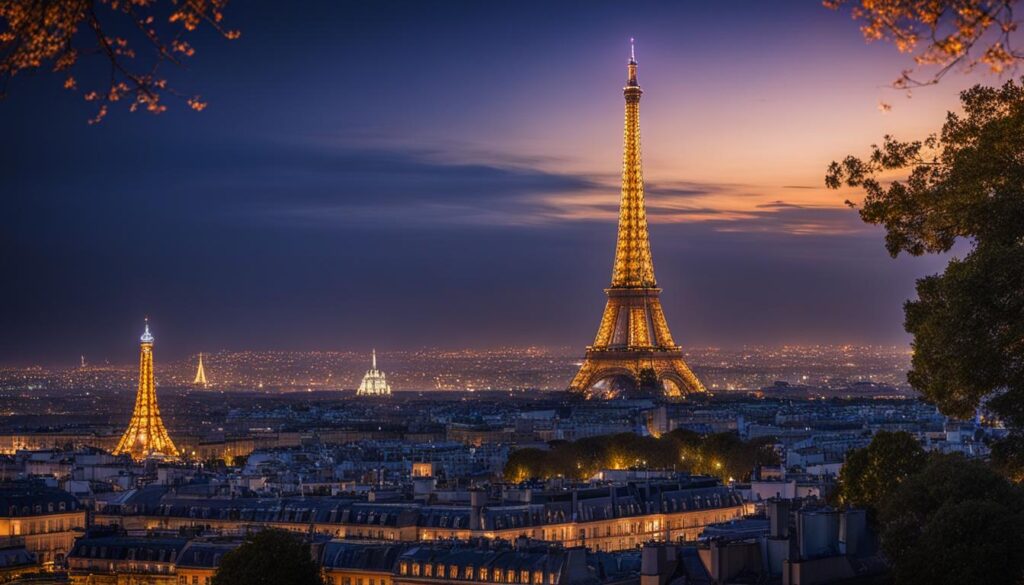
[0,0,988,364]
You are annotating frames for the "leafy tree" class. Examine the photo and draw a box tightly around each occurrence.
[827,81,1024,470]
[212,529,325,585]
[836,431,927,513]
[637,368,664,395]
[502,431,778,482]
[0,0,239,122]
[879,454,1024,585]
[825,0,1024,89]
[991,433,1024,482]
[504,448,551,482]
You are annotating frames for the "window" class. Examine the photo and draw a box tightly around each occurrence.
[399,562,408,576]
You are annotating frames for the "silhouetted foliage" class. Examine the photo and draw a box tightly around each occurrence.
[637,368,663,394]
[878,454,1024,585]
[826,0,1024,90]
[212,529,325,585]
[836,431,927,515]
[0,0,239,122]
[503,431,778,483]
[827,81,1024,474]
[991,434,1024,482]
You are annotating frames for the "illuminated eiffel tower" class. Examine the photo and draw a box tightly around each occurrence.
[113,320,180,460]
[193,352,208,387]
[569,41,706,399]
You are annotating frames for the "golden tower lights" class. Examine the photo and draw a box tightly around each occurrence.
[113,319,180,460]
[569,41,706,399]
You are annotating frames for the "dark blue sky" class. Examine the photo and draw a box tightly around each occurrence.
[1,0,966,365]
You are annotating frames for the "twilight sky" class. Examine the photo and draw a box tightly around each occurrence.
[0,0,990,365]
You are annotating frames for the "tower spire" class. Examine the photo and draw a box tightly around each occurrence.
[612,39,652,287]
[372,349,377,370]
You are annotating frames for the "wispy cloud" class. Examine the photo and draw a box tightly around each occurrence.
[87,139,865,237]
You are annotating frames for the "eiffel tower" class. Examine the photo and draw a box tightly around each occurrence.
[193,352,208,387]
[113,320,180,460]
[569,41,706,399]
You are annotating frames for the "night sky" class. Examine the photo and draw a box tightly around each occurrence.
[1,0,981,365]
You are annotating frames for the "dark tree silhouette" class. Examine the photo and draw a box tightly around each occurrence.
[212,529,325,585]
[0,0,239,122]
[836,431,927,514]
[827,80,1024,473]
[879,454,1024,585]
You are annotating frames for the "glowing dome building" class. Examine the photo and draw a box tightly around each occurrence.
[356,350,392,397]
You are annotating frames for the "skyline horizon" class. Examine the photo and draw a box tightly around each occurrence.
[6,336,913,369]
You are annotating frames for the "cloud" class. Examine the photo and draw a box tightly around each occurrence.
[252,147,870,237]
[5,131,865,237]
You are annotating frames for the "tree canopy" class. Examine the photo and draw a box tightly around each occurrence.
[0,0,238,122]
[503,430,778,483]
[827,80,1024,455]
[212,529,325,585]
[836,430,927,514]
[826,0,1024,89]
[878,454,1024,585]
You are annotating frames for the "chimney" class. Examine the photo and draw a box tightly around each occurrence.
[470,489,486,532]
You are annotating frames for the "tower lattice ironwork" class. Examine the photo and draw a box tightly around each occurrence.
[113,320,180,460]
[569,42,706,399]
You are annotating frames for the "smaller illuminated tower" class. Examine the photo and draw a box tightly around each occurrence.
[193,352,208,387]
[356,350,392,396]
[113,320,180,460]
